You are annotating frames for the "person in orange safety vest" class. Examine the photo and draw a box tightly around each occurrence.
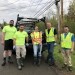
[31,26,42,66]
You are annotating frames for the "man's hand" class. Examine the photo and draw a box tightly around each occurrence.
[70,49,74,53]
[26,43,29,46]
[54,42,58,46]
[13,39,16,45]
[1,40,4,45]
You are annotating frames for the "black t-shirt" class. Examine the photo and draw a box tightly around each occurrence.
[47,29,57,35]
[43,28,57,43]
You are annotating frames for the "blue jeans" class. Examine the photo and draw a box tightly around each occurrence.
[47,42,55,63]
[33,44,42,57]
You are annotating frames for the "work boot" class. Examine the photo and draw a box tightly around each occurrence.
[37,56,41,66]
[1,58,6,66]
[68,66,73,71]
[49,62,55,66]
[48,59,55,66]
[21,57,25,67]
[62,64,67,68]
[48,58,55,66]
[17,59,22,70]
[33,57,37,65]
[8,56,13,64]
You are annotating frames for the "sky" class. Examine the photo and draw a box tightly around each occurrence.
[0,0,72,23]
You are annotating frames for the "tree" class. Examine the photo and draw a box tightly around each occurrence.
[67,0,75,21]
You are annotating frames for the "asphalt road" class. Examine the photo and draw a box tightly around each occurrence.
[0,32,74,75]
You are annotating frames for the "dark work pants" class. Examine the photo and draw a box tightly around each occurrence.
[47,42,55,64]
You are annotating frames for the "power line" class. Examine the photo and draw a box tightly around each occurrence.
[0,0,71,11]
[0,1,51,11]
[32,0,43,17]
[33,0,52,17]
[38,0,71,17]
[33,0,71,17]
[34,1,55,17]
[37,1,55,17]
[29,0,42,17]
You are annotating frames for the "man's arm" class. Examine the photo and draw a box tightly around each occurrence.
[1,26,6,45]
[71,42,74,51]
[25,32,28,43]
[26,37,28,43]
[13,38,16,45]
[54,29,58,42]
[1,32,5,45]
[25,35,29,46]
[54,35,57,42]
[13,33,17,45]
[71,35,75,52]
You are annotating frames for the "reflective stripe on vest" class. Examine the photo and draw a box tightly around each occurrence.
[32,32,42,44]
[61,32,73,48]
[45,28,55,42]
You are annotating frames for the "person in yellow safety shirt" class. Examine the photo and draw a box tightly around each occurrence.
[1,20,17,66]
[31,26,42,66]
[45,22,57,66]
[13,24,28,70]
[61,26,74,71]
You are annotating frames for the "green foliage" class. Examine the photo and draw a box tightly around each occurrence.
[67,0,75,21]
[49,17,58,28]
[64,20,75,34]
[36,17,58,31]
[3,21,8,26]
[36,22,45,31]
[63,0,75,34]
[35,14,75,33]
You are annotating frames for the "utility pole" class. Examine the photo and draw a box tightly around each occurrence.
[55,0,61,53]
[61,0,63,32]
[55,0,60,36]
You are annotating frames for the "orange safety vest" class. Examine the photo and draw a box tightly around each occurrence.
[31,32,42,44]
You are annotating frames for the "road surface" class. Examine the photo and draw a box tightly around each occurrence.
[0,32,74,75]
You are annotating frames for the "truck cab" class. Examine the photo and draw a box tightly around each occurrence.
[14,14,46,56]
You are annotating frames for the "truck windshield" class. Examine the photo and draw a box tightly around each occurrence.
[24,24,34,32]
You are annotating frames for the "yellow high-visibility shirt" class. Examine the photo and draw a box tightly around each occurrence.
[2,25,17,40]
[45,28,55,42]
[14,31,28,45]
[61,32,73,48]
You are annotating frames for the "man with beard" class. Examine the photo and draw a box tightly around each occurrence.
[1,20,17,66]
[13,24,28,70]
